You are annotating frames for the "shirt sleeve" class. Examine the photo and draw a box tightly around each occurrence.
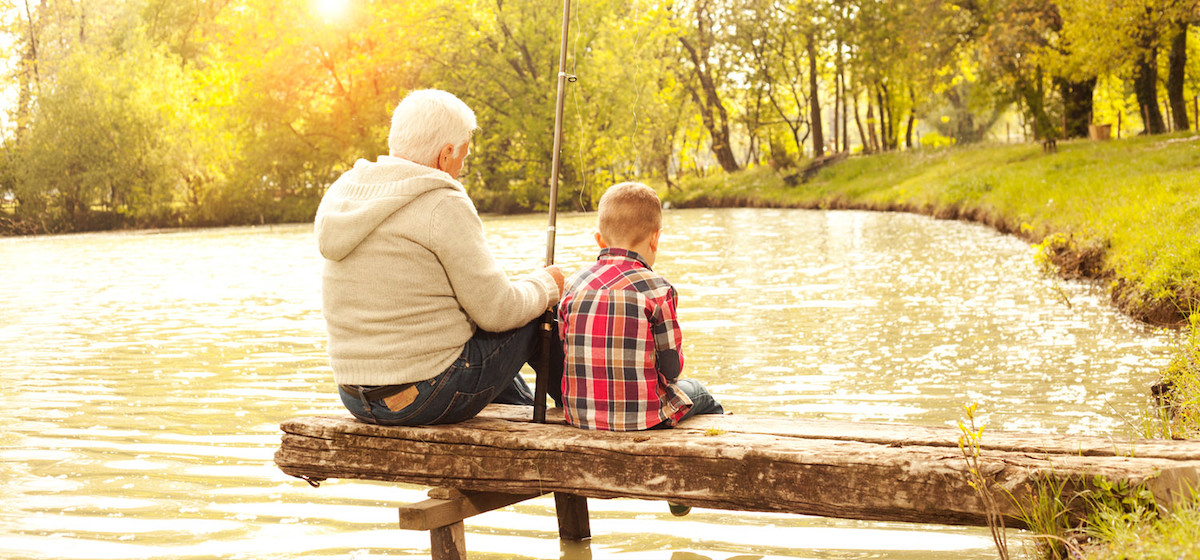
[651,285,684,382]
[430,193,559,332]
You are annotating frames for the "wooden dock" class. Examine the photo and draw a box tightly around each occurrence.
[275,404,1200,558]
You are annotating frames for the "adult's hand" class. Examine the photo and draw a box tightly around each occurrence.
[546,265,565,299]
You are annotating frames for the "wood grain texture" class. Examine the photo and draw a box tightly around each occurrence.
[429,521,465,560]
[276,405,1200,528]
[554,493,591,541]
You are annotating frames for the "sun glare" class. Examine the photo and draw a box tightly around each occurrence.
[313,0,351,21]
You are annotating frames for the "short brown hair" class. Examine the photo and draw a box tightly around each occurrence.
[597,182,662,247]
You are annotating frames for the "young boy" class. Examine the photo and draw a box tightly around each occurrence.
[558,182,724,431]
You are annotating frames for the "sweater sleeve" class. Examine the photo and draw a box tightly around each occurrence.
[430,193,560,332]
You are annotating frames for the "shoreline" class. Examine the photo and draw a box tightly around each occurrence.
[672,194,1182,326]
[664,136,1200,328]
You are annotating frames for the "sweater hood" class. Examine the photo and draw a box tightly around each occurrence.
[315,156,463,261]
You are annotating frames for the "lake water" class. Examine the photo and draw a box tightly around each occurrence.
[0,208,1173,559]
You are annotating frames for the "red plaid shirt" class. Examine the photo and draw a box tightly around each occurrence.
[558,248,692,431]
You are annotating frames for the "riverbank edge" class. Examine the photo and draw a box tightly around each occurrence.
[661,138,1199,328]
[669,192,1176,324]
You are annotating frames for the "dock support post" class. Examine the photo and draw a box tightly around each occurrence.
[430,521,466,560]
[399,488,545,560]
[554,493,591,541]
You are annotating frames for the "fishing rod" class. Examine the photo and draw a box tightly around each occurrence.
[534,0,575,424]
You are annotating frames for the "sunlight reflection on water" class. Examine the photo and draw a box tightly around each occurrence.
[0,209,1173,559]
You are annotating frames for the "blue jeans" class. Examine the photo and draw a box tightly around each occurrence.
[338,319,563,426]
[674,378,725,423]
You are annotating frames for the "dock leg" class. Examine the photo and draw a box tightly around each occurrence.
[430,521,466,560]
[554,493,591,541]
[402,488,544,560]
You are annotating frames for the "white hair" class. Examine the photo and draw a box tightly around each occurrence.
[387,89,478,165]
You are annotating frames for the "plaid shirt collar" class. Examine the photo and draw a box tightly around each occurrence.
[597,247,651,269]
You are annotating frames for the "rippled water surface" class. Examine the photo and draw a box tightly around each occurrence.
[0,208,1173,559]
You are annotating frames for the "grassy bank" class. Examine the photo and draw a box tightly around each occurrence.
[661,136,1200,559]
[663,133,1200,325]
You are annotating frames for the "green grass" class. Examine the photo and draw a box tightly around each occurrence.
[1079,502,1200,560]
[1144,315,1200,440]
[663,134,1200,324]
[1073,479,1200,560]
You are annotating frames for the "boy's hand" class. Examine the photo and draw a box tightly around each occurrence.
[546,265,565,298]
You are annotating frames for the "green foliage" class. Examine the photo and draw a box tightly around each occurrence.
[956,403,1010,560]
[427,0,562,210]
[1014,472,1196,560]
[12,31,198,230]
[1080,488,1200,560]
[1013,471,1080,560]
[0,0,1196,232]
[919,131,956,148]
[1143,315,1200,440]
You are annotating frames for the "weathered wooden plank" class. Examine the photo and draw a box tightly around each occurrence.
[275,405,1200,528]
[279,405,1200,460]
[397,489,544,530]
[684,415,1200,460]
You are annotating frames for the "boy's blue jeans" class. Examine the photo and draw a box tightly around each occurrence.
[338,319,562,426]
[673,378,725,423]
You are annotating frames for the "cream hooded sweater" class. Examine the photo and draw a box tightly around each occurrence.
[315,156,560,386]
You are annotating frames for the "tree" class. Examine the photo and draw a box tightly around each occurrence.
[1058,0,1196,135]
[212,0,421,221]
[2,0,1195,233]
[1132,7,1169,134]
[415,0,570,210]
[575,0,693,197]
[807,27,826,157]
[735,0,812,161]
[15,32,203,230]
[677,0,740,172]
[141,0,229,64]
[1166,16,1191,131]
[966,0,1065,142]
[847,0,925,151]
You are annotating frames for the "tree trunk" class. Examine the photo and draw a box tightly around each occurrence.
[852,90,868,154]
[806,32,824,158]
[841,73,849,152]
[16,0,43,136]
[652,131,675,192]
[833,39,844,153]
[679,37,740,172]
[875,84,891,151]
[905,87,916,149]
[1056,76,1096,139]
[865,100,879,153]
[1133,44,1167,134]
[1167,21,1190,132]
[835,62,844,153]
[1016,72,1056,142]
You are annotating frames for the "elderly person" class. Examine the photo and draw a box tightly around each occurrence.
[315,89,564,425]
